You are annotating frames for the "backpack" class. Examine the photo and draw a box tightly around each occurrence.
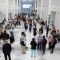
[20,40,24,45]
[20,37,25,46]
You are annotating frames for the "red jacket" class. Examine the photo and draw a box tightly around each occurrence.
[51,38,55,46]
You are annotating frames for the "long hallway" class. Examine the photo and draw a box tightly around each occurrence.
[0,21,60,60]
[0,0,60,60]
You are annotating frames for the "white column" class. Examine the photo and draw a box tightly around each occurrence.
[12,0,15,18]
[19,0,21,14]
[35,0,36,10]
[40,0,43,19]
[47,0,51,25]
[19,0,20,14]
[17,0,18,15]
[37,0,38,16]
[6,0,8,21]
[48,0,51,15]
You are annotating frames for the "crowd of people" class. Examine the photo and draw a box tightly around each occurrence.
[0,14,60,60]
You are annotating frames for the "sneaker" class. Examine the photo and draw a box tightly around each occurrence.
[50,52,53,54]
[41,52,44,55]
[24,52,26,54]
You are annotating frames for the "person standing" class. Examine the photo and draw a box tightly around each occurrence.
[30,38,37,57]
[50,36,56,54]
[52,21,54,27]
[24,21,28,30]
[0,33,1,44]
[10,32,15,43]
[33,25,37,38]
[0,30,3,44]
[2,40,12,60]
[33,20,36,28]
[52,26,56,33]
[2,30,9,41]
[48,34,52,50]
[20,32,26,54]
[29,19,32,33]
[0,25,3,44]
[37,34,43,50]
[39,27,43,34]
[42,36,47,54]
[22,36,26,54]
[46,25,49,37]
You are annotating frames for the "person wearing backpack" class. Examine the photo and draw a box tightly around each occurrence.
[50,36,56,54]
[20,32,26,54]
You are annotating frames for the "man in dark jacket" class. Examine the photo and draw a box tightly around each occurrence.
[42,36,47,54]
[2,30,9,40]
[2,40,12,60]
[46,25,49,37]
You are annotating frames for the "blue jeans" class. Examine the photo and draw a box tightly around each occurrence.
[31,49,36,56]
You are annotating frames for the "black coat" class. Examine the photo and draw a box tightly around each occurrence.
[0,33,3,39]
[39,28,43,34]
[2,43,12,54]
[46,27,49,32]
[0,35,2,39]
[42,38,47,46]
[2,33,9,40]
[30,41,37,49]
[10,36,14,43]
[33,28,37,36]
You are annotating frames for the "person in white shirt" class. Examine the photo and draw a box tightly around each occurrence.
[48,34,53,50]
[21,32,26,54]
[37,34,43,50]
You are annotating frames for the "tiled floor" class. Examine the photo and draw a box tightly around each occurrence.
[0,21,60,60]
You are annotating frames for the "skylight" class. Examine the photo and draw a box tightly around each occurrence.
[23,4,31,8]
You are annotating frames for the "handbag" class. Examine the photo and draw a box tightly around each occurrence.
[20,38,25,46]
[20,41,24,45]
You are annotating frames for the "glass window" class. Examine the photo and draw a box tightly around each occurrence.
[23,4,32,8]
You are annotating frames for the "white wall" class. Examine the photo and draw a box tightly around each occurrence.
[51,0,60,5]
[55,10,60,30]
[42,0,49,7]
[50,5,60,30]
[50,11,56,24]
[0,0,20,21]
[40,0,49,20]
[0,12,2,22]
[50,0,60,30]
[42,9,48,21]
[36,0,41,16]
